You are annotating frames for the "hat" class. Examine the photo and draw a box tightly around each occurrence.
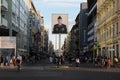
[57,16,62,19]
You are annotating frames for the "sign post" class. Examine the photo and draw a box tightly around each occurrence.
[59,34,61,50]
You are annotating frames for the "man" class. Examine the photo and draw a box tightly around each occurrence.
[16,55,22,70]
[53,16,67,34]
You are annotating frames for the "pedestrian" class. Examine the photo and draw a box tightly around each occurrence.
[5,56,9,66]
[101,57,104,68]
[16,55,22,70]
[76,58,80,67]
[61,55,65,64]
[107,58,111,69]
[104,56,108,67]
[113,56,119,68]
[0,55,4,67]
[56,56,61,68]
[49,56,53,63]
[12,56,16,66]
[94,57,98,67]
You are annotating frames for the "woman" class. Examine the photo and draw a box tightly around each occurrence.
[76,58,80,67]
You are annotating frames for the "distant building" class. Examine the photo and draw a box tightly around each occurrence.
[79,3,88,56]
[48,41,54,56]
[87,0,97,58]
[26,0,42,57]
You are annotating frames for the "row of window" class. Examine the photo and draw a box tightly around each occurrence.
[97,0,120,26]
[98,22,120,42]
[12,0,19,8]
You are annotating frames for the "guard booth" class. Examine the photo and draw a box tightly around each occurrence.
[55,49,63,57]
[0,37,16,57]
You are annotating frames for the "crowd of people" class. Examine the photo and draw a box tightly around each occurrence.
[94,56,119,68]
[49,53,119,68]
[0,53,119,69]
[0,55,22,69]
[49,54,81,67]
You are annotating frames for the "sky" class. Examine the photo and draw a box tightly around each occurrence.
[32,0,87,50]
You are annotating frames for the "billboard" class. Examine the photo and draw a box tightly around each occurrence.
[0,37,16,48]
[0,37,16,56]
[52,14,68,34]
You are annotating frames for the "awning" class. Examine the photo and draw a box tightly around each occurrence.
[17,48,27,52]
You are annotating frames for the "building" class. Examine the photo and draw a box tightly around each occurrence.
[62,3,88,58]
[79,3,88,56]
[0,0,29,55]
[26,0,42,57]
[87,0,97,59]
[96,0,120,63]
[62,32,71,53]
[43,29,49,54]
[0,0,8,34]
[48,41,54,56]
[0,0,43,57]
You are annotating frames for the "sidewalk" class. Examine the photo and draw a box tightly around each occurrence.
[0,65,15,69]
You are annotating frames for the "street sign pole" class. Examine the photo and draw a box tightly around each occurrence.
[59,34,61,50]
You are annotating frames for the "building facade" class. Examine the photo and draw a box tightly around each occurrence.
[79,3,88,56]
[87,0,97,59]
[96,0,120,63]
[0,0,8,35]
[48,41,54,56]
[0,0,29,55]
[25,0,43,57]
[0,0,44,57]
[63,3,88,58]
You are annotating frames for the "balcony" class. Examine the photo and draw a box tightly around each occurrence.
[0,17,8,28]
[1,0,8,11]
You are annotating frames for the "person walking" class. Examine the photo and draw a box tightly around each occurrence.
[113,56,119,68]
[101,57,104,68]
[49,56,53,63]
[0,55,4,67]
[107,58,111,69]
[76,57,80,67]
[16,55,22,70]
[56,56,61,68]
[5,56,9,66]
[104,56,108,67]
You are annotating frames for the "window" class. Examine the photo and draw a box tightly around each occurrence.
[16,8,19,16]
[116,23,118,35]
[12,0,15,4]
[1,12,6,18]
[113,25,115,36]
[110,27,111,37]
[15,0,19,8]
[116,44,119,58]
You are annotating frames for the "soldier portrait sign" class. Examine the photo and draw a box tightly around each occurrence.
[52,14,68,34]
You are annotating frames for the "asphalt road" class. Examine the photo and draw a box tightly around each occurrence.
[0,60,120,80]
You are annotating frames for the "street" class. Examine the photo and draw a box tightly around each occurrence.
[0,60,120,80]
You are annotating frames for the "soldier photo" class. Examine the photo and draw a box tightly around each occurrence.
[52,16,67,34]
